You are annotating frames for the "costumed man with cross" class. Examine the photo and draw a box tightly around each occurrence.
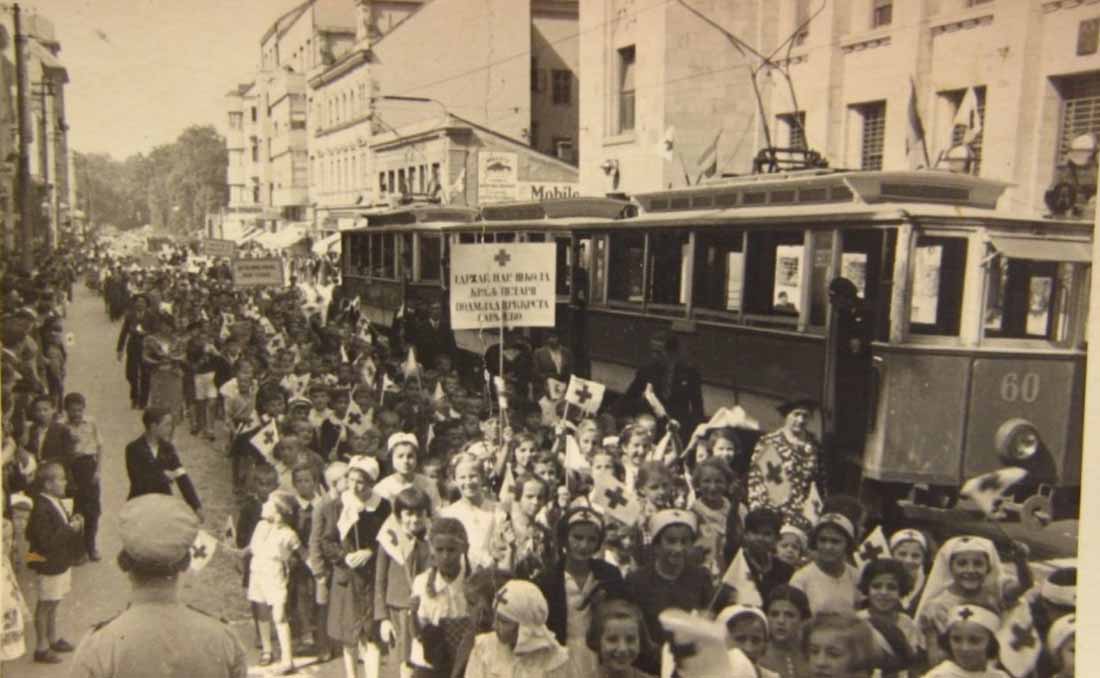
[69,494,247,678]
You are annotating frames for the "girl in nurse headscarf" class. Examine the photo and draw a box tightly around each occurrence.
[889,528,932,616]
[464,579,575,678]
[915,536,1031,668]
[921,604,1009,678]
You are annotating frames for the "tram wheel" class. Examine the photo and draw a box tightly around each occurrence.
[1020,494,1052,532]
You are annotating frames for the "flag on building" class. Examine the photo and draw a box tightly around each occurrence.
[565,375,606,414]
[447,165,467,205]
[906,77,931,169]
[695,129,723,183]
[953,87,983,145]
[960,468,1028,516]
[189,529,218,572]
[249,419,280,464]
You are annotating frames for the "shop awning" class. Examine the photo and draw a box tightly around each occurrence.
[988,236,1092,263]
[256,227,305,250]
[311,232,342,255]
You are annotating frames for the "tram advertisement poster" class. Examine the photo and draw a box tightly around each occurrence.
[449,243,556,330]
[232,258,286,288]
[201,238,238,259]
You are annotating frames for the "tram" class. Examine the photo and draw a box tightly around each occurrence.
[341,169,1090,521]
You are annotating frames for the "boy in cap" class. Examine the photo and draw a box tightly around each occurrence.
[69,494,248,678]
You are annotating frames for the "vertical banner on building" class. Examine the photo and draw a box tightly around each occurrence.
[477,151,518,204]
[449,243,556,330]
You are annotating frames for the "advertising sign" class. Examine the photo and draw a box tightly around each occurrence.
[450,243,556,330]
[201,238,237,259]
[478,151,518,204]
[232,258,286,288]
[518,181,581,201]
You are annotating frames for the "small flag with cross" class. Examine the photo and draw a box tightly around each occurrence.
[565,375,606,415]
[188,529,218,572]
[960,468,1027,517]
[853,525,890,572]
[343,400,373,437]
[249,418,280,464]
[546,377,566,401]
[997,601,1041,678]
[591,474,642,526]
[720,548,763,607]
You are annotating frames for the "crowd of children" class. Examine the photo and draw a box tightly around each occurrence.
[0,246,1079,678]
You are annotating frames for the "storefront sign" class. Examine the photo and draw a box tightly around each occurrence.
[450,243,556,330]
[478,151,518,204]
[518,182,581,201]
[232,258,286,288]
[201,238,237,259]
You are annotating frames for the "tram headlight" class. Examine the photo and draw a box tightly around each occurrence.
[995,418,1041,463]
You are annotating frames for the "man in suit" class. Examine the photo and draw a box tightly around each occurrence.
[616,331,705,438]
[27,461,84,664]
[23,394,71,465]
[116,294,151,409]
[124,407,204,521]
[531,330,573,398]
[410,301,457,373]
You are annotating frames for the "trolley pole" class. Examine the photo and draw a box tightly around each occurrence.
[13,4,33,273]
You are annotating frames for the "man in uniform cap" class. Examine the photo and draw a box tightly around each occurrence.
[69,494,246,678]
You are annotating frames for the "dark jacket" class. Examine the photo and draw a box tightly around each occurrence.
[124,436,202,511]
[536,558,626,645]
[374,534,432,619]
[618,360,705,435]
[410,318,458,372]
[26,492,82,575]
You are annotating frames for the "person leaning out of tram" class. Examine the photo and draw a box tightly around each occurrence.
[615,331,704,441]
[746,398,826,534]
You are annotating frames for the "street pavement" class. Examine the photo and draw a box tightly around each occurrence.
[5,286,352,677]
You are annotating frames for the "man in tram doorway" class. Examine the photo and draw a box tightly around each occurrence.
[825,277,873,496]
[616,330,704,441]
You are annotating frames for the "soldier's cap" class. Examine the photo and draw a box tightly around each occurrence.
[118,494,199,566]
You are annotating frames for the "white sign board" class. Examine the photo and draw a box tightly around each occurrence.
[232,258,286,288]
[450,243,556,330]
[478,151,518,204]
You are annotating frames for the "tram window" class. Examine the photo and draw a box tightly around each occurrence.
[693,230,743,312]
[744,230,805,316]
[555,238,571,296]
[369,233,383,277]
[526,233,546,242]
[400,234,413,279]
[496,232,516,243]
[984,258,1076,341]
[381,234,396,279]
[459,233,477,244]
[608,232,645,303]
[809,231,834,326]
[418,235,442,282]
[910,236,966,336]
[648,232,690,307]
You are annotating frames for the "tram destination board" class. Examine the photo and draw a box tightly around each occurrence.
[231,258,286,288]
[450,243,556,330]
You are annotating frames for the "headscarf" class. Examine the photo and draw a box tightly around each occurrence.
[915,536,1008,624]
[494,580,563,656]
[890,528,928,610]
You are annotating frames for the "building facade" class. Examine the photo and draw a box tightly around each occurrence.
[578,0,1100,214]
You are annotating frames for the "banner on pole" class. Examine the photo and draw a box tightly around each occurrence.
[201,238,237,259]
[232,258,286,288]
[449,243,556,330]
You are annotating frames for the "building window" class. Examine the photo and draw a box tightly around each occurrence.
[778,112,806,149]
[871,0,892,28]
[1057,73,1100,164]
[530,121,539,149]
[251,106,257,122]
[554,137,575,164]
[228,112,242,130]
[617,45,636,134]
[552,70,572,105]
[854,101,886,170]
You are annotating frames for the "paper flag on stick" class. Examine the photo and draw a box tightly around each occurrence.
[960,468,1028,517]
[853,525,891,572]
[643,383,669,419]
[591,474,642,527]
[997,601,1041,678]
[565,375,606,414]
[249,419,280,464]
[189,529,218,572]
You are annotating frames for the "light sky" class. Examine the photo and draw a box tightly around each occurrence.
[25,0,304,159]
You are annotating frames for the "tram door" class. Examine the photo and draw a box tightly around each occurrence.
[824,228,892,493]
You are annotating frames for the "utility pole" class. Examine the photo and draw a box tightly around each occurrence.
[13,3,33,273]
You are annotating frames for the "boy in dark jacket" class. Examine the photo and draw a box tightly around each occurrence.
[26,461,84,664]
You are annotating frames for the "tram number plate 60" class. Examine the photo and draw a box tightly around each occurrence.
[1000,372,1040,403]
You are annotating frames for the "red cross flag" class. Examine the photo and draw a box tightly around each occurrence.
[565,375,605,415]
[997,601,1041,678]
[546,377,566,401]
[249,418,280,464]
[591,474,642,526]
[188,529,218,573]
[343,400,373,437]
[853,525,890,572]
[961,468,1028,517]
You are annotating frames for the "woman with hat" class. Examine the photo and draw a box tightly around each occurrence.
[746,398,824,534]
[464,579,575,678]
[316,456,391,678]
[536,507,625,677]
[143,312,186,416]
